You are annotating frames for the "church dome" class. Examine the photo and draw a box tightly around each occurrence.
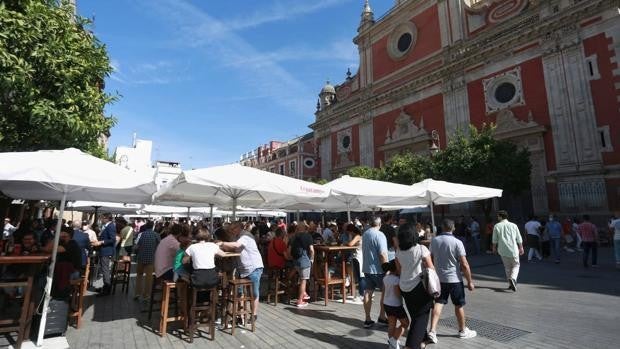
[320,81,336,95]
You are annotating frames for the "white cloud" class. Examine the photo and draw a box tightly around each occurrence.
[223,39,359,68]
[144,0,321,116]
[223,0,353,32]
[106,58,189,85]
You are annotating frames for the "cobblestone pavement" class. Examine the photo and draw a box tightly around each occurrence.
[14,247,620,349]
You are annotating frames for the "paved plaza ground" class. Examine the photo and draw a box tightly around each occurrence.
[5,247,620,349]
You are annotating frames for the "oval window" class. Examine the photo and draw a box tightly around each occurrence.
[494,82,516,104]
[342,135,351,149]
[397,32,412,53]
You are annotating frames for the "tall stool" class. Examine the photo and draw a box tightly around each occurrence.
[266,267,289,306]
[111,259,131,294]
[148,276,178,323]
[223,278,255,335]
[187,286,218,342]
[158,281,183,337]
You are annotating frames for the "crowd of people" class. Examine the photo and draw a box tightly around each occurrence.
[1,208,618,349]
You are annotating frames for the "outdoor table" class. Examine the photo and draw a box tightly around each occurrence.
[313,245,358,306]
[0,254,50,349]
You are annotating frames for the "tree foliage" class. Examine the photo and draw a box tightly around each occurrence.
[346,123,531,195]
[0,0,116,158]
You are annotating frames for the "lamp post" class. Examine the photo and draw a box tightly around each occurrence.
[429,130,440,155]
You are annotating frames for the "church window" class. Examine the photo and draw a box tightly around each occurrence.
[494,82,517,104]
[304,158,315,168]
[397,33,413,53]
[387,22,417,60]
[279,163,285,175]
[598,126,613,152]
[342,135,351,150]
[585,55,600,80]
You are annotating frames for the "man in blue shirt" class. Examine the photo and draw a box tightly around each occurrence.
[545,214,563,263]
[92,214,116,296]
[361,217,388,328]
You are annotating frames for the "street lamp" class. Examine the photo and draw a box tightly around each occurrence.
[429,130,440,155]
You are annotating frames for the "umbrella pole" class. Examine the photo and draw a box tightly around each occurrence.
[187,207,190,220]
[209,204,214,232]
[347,202,351,223]
[232,198,237,221]
[430,199,435,234]
[37,192,67,347]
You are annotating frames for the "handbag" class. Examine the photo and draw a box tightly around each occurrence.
[421,267,441,298]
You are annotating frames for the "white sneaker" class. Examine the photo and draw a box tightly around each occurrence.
[427,330,438,344]
[388,337,400,349]
[459,327,477,339]
[349,296,364,304]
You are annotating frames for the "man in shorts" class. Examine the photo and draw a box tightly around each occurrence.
[362,217,389,327]
[289,221,314,307]
[428,219,477,343]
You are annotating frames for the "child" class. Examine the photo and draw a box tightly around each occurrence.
[174,231,192,282]
[382,260,409,349]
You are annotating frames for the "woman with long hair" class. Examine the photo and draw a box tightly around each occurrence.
[395,223,435,349]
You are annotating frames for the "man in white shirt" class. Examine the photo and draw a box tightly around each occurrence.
[3,218,16,240]
[524,215,542,262]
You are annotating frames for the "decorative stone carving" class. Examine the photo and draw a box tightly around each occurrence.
[483,67,525,114]
[337,128,353,154]
[385,109,427,144]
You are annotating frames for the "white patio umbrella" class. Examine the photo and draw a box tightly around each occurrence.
[395,178,503,228]
[0,148,156,346]
[153,163,329,220]
[68,200,143,214]
[323,175,431,222]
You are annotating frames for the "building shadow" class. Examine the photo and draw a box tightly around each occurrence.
[295,328,383,348]
[284,306,383,331]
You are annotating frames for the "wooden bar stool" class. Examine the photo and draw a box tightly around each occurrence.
[266,267,289,306]
[147,276,178,323]
[187,286,218,342]
[223,278,255,335]
[111,259,130,295]
[69,257,90,329]
[158,281,183,337]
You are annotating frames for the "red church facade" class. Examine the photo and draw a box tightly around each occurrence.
[311,0,620,219]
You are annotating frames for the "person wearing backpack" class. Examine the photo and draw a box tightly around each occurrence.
[288,221,314,308]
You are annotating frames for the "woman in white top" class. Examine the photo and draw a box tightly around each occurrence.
[183,229,226,289]
[395,223,435,349]
[345,223,364,303]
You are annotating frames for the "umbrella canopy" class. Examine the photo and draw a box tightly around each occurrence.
[321,175,429,221]
[0,148,157,346]
[68,200,143,214]
[153,164,329,219]
[408,178,503,205]
[0,148,156,203]
[388,178,503,229]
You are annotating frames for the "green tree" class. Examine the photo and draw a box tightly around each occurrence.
[433,124,531,195]
[380,152,434,185]
[346,166,382,180]
[0,0,116,158]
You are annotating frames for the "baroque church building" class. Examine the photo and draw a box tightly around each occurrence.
[311,0,620,219]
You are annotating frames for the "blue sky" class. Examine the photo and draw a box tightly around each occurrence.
[77,0,393,169]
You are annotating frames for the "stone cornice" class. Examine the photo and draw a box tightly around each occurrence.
[312,0,615,132]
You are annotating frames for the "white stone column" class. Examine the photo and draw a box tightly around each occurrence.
[359,117,375,167]
[320,135,332,180]
[442,75,470,139]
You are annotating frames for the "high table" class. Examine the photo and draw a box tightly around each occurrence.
[313,245,358,306]
[0,254,50,349]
